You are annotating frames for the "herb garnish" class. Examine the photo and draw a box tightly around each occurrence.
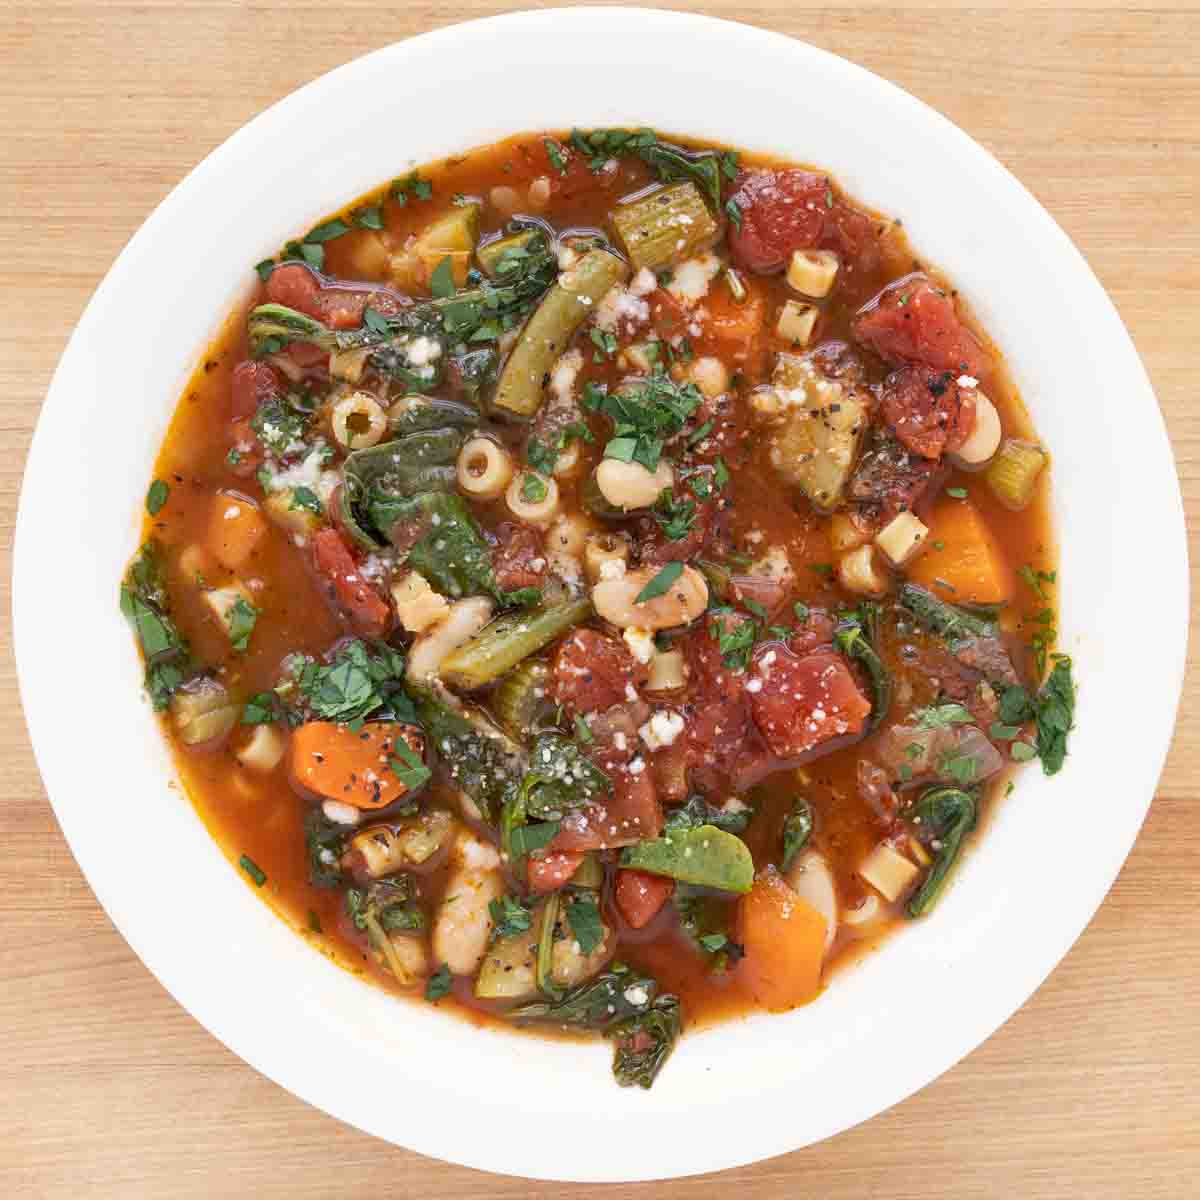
[635,561,684,604]
[146,479,170,516]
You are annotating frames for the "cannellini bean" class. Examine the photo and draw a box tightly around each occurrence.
[489,185,522,217]
[235,723,286,772]
[385,934,430,987]
[432,832,504,976]
[406,596,494,681]
[331,391,387,450]
[527,176,552,209]
[594,458,673,511]
[592,563,708,631]
[546,512,593,559]
[505,471,560,527]
[457,436,514,501]
[785,849,839,955]
[583,531,630,583]
[951,390,1002,466]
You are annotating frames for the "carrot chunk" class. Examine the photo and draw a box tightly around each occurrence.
[289,721,424,809]
[737,868,827,1011]
[906,495,1012,604]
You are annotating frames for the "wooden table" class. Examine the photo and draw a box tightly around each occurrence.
[2,3,1196,1196]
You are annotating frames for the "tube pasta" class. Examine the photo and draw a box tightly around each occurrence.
[331,391,387,450]
[456,436,514,501]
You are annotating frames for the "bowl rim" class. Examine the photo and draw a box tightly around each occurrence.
[14,7,1189,1181]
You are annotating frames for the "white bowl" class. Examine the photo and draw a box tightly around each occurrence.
[14,7,1188,1181]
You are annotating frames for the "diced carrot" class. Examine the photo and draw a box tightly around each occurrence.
[289,720,424,809]
[528,851,585,894]
[614,869,675,930]
[906,495,1012,604]
[207,492,268,572]
[736,868,827,1011]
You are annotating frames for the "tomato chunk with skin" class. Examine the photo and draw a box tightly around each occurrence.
[747,647,871,760]
[551,753,662,852]
[854,274,988,378]
[551,628,647,716]
[492,522,546,593]
[266,262,370,331]
[311,527,391,638]
[615,869,675,930]
[528,851,585,894]
[880,364,977,460]
[230,360,280,420]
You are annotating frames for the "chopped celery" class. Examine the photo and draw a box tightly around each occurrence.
[610,182,718,272]
[985,439,1047,511]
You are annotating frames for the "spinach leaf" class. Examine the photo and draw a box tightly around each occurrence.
[511,962,659,1029]
[833,603,891,731]
[119,539,193,710]
[305,809,345,888]
[905,786,977,917]
[489,894,533,940]
[781,796,813,871]
[565,892,604,956]
[608,994,682,1089]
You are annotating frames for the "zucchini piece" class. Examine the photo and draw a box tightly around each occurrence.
[477,228,542,280]
[391,203,480,290]
[493,249,629,421]
[490,659,555,739]
[610,182,718,272]
[439,597,594,690]
[620,825,754,893]
[985,439,1047,511]
[475,917,541,1001]
[897,582,997,649]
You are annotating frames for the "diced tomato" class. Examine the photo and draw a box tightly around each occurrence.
[551,628,646,716]
[648,289,692,343]
[492,522,546,593]
[847,433,945,523]
[727,168,880,280]
[226,418,264,479]
[747,647,871,760]
[310,528,391,637]
[551,756,662,852]
[229,360,280,420]
[614,869,675,930]
[853,274,988,377]
[266,262,321,312]
[635,489,718,567]
[528,851,584,894]
[312,286,369,330]
[684,612,750,703]
[879,364,977,460]
[285,341,329,369]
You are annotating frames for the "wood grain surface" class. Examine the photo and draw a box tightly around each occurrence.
[2,3,1197,1196]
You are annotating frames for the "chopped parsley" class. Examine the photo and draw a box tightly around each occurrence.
[653,488,696,541]
[227,597,260,654]
[241,692,279,725]
[635,561,684,603]
[508,820,561,858]
[353,203,384,230]
[521,472,549,504]
[289,486,323,514]
[392,170,433,205]
[574,714,593,744]
[294,640,409,724]
[939,752,979,786]
[709,610,758,671]
[544,138,568,175]
[566,894,605,956]
[946,486,968,499]
[724,197,743,230]
[429,256,457,299]
[489,894,533,939]
[389,737,432,791]
[1019,564,1057,601]
[425,963,452,1002]
[145,479,170,516]
[914,703,973,729]
[584,373,701,472]
[239,855,267,887]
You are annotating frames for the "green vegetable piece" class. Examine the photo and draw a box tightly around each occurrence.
[119,540,194,710]
[898,583,997,649]
[475,917,540,1001]
[146,479,169,516]
[608,994,682,1089]
[493,248,629,420]
[905,786,978,918]
[1033,657,1075,775]
[620,824,754,893]
[490,659,556,740]
[518,733,610,819]
[407,685,525,825]
[305,809,345,888]
[610,181,718,272]
[387,394,480,437]
[488,893,533,940]
[477,227,542,280]
[425,964,452,1002]
[380,492,497,599]
[511,962,659,1029]
[833,603,891,731]
[439,597,594,690]
[635,561,683,603]
[535,892,561,997]
[780,797,813,872]
[663,794,753,836]
[565,892,605,956]
[239,855,267,887]
[570,853,605,890]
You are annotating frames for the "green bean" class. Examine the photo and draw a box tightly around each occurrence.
[610,182,718,272]
[493,249,629,421]
[898,583,998,648]
[439,597,593,689]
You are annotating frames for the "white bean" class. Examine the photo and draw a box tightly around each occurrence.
[406,596,494,681]
[594,458,673,511]
[456,436,514,501]
[785,849,839,955]
[592,563,708,630]
[527,176,552,209]
[432,833,504,976]
[951,390,1002,466]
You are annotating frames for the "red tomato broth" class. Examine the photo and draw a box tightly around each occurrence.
[129,131,1058,1062]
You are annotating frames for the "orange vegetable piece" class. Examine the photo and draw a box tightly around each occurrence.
[698,284,766,357]
[906,495,1012,605]
[737,868,827,1011]
[207,492,268,572]
[289,721,425,810]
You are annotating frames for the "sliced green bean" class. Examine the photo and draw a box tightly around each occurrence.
[493,249,629,421]
[439,597,593,689]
